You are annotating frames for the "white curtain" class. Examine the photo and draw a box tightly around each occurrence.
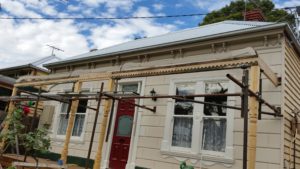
[202,118,226,152]
[172,117,193,148]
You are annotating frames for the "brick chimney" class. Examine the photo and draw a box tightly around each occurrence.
[243,9,265,21]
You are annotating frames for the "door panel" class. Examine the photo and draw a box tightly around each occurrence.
[109,99,135,169]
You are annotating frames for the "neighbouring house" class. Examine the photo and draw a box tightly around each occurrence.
[0,55,60,129]
[0,75,15,125]
[13,20,300,169]
[0,55,61,78]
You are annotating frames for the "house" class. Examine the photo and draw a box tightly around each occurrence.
[0,55,60,129]
[0,55,61,78]
[11,20,300,169]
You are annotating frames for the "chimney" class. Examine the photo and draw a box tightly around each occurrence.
[244,9,265,21]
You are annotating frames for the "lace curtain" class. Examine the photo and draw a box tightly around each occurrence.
[202,82,228,152]
[202,118,226,152]
[172,117,193,148]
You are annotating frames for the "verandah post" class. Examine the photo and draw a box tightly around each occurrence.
[93,79,115,169]
[248,65,260,169]
[0,86,18,151]
[60,81,82,164]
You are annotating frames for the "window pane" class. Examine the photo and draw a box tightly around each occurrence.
[72,114,85,136]
[57,114,68,135]
[174,102,194,115]
[61,103,69,113]
[204,82,228,116]
[176,84,195,96]
[202,118,226,152]
[122,84,139,93]
[77,100,88,113]
[117,115,133,137]
[172,117,193,148]
[175,84,195,115]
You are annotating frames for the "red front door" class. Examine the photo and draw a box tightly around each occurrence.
[109,99,135,169]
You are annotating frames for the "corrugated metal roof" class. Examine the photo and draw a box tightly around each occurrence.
[0,55,61,72]
[46,20,283,67]
[0,75,15,86]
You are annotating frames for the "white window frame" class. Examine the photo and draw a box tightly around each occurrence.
[52,89,90,142]
[161,77,235,162]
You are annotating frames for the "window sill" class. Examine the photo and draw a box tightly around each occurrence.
[160,150,234,164]
[51,135,85,144]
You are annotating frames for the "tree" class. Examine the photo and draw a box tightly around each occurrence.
[200,0,294,26]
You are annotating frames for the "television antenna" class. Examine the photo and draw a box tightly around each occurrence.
[46,45,64,56]
[283,6,300,41]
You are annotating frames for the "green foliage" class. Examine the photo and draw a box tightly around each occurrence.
[6,166,16,169]
[23,127,51,154]
[200,0,293,26]
[0,105,51,157]
[0,109,25,150]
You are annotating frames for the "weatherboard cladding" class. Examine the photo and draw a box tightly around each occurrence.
[46,20,281,67]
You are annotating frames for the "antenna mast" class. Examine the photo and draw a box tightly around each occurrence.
[47,45,64,56]
[293,7,300,41]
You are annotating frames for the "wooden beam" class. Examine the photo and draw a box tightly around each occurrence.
[15,73,111,87]
[0,84,13,90]
[60,81,82,164]
[93,79,115,169]
[248,65,260,169]
[112,57,259,79]
[257,58,279,86]
[0,87,18,151]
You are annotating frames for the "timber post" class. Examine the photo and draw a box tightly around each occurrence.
[248,65,260,169]
[60,81,82,164]
[93,79,115,169]
[0,86,18,151]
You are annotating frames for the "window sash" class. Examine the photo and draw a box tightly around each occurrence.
[169,80,229,154]
[57,100,88,137]
[171,116,193,148]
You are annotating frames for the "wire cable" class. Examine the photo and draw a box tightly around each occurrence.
[0,13,207,20]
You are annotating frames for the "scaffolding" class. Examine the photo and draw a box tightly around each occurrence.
[0,55,282,169]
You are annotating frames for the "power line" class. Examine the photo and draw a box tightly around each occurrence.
[0,13,207,20]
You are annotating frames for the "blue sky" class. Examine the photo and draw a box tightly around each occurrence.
[0,0,299,67]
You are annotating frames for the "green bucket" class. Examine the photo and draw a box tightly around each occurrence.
[180,162,194,169]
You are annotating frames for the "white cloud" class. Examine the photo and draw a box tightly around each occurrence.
[0,0,41,17]
[274,0,300,8]
[89,7,175,49]
[0,1,178,68]
[175,3,183,8]
[0,19,89,67]
[82,0,136,14]
[190,0,232,11]
[153,3,164,11]
[67,4,81,12]
[174,20,185,25]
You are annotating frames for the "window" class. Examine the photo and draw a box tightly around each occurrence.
[57,99,88,137]
[202,82,228,152]
[172,84,194,148]
[162,79,234,160]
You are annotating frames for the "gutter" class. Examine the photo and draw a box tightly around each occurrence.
[0,64,49,74]
[283,24,300,54]
[45,23,288,68]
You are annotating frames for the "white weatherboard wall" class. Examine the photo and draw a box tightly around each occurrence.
[44,35,284,169]
[134,48,283,169]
